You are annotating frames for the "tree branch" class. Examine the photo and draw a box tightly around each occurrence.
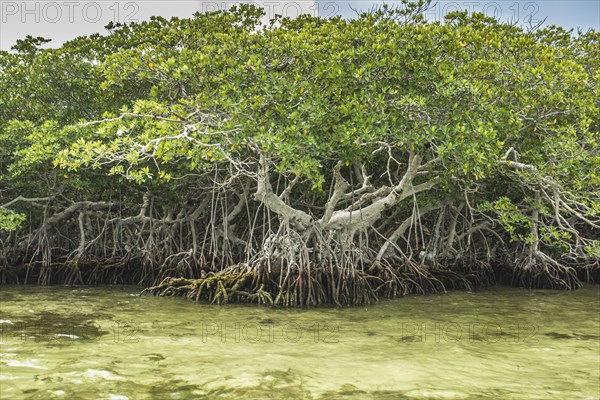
[254,154,313,230]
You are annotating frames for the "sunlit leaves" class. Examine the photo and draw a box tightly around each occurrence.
[0,208,27,232]
[1,4,597,258]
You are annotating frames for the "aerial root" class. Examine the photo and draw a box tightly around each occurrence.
[564,258,600,284]
[374,257,447,297]
[0,263,20,284]
[431,259,495,291]
[511,251,582,290]
[142,264,275,304]
[142,263,383,306]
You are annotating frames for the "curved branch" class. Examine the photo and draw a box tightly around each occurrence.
[324,154,435,230]
[254,154,313,230]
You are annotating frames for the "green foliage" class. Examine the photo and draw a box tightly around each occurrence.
[0,208,26,232]
[480,197,533,243]
[1,4,598,258]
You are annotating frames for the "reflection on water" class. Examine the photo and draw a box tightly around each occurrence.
[0,285,598,399]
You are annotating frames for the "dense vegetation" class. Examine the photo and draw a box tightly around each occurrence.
[1,3,598,305]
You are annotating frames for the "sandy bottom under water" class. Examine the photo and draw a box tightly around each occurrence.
[0,285,598,399]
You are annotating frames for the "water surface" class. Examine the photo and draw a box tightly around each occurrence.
[1,285,599,399]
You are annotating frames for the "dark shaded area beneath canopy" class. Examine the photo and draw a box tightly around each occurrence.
[1,257,597,306]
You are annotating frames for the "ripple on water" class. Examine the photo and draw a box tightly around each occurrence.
[0,285,597,399]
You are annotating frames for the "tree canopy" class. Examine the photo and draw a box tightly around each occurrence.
[1,3,598,305]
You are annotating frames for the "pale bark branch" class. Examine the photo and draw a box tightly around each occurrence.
[254,154,313,229]
[324,153,430,230]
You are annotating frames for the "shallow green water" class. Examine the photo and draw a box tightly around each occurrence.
[0,285,598,399]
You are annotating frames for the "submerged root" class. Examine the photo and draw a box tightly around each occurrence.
[142,262,382,306]
[511,251,582,290]
[373,257,445,298]
[62,260,84,286]
[431,259,495,291]
[153,251,201,284]
[0,264,20,284]
[142,264,274,305]
[310,267,379,306]
[583,260,600,284]
[142,255,503,306]
[567,258,600,284]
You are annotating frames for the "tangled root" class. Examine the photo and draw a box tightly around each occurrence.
[0,264,20,284]
[373,258,445,297]
[567,258,600,284]
[511,251,582,290]
[142,255,504,306]
[431,259,495,291]
[142,264,272,304]
[143,262,384,306]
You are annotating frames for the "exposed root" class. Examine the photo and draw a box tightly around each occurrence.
[511,251,582,290]
[431,259,495,291]
[144,261,492,307]
[141,256,489,306]
[142,264,275,305]
[1,181,596,306]
[143,262,383,306]
[0,264,20,284]
[62,260,84,286]
[569,258,600,284]
[372,257,445,297]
